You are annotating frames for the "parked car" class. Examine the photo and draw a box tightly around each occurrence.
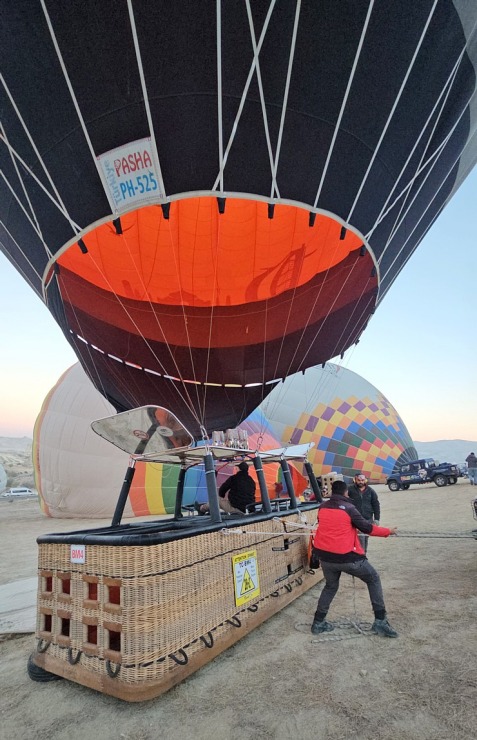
[2,487,35,496]
[386,458,459,491]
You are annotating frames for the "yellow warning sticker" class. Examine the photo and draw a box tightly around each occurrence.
[232,549,260,606]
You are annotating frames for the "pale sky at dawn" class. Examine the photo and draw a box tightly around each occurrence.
[1,169,476,442]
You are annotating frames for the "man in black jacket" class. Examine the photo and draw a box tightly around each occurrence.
[197,461,256,515]
[218,461,256,513]
[347,474,380,552]
[466,452,477,485]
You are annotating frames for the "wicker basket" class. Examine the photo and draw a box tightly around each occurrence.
[31,510,321,701]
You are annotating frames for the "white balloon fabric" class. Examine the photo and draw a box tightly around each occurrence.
[33,364,131,518]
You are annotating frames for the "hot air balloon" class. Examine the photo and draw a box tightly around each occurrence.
[33,363,180,518]
[2,1,476,437]
[33,362,308,517]
[34,361,415,518]
[4,1,476,702]
[259,363,418,483]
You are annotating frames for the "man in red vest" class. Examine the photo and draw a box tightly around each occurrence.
[312,480,398,637]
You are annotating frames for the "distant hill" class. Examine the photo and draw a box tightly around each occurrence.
[0,437,34,491]
[0,436,33,454]
[414,439,477,464]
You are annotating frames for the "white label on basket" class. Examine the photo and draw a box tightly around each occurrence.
[70,545,86,564]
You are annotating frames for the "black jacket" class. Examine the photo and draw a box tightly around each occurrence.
[219,470,256,512]
[347,483,380,521]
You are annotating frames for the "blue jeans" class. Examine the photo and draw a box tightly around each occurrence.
[468,467,477,485]
[316,559,385,616]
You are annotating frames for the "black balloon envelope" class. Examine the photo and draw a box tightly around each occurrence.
[1,1,476,436]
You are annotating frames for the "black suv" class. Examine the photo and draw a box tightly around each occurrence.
[386,458,459,491]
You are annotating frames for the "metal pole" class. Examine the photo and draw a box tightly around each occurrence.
[280,459,298,508]
[174,466,187,519]
[304,461,322,502]
[204,451,222,523]
[253,455,272,513]
[111,458,136,526]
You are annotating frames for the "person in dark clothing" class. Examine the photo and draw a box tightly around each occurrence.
[465,452,477,485]
[311,480,398,638]
[218,461,256,513]
[197,461,256,515]
[347,474,381,552]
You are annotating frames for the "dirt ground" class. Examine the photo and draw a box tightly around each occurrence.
[1,481,476,740]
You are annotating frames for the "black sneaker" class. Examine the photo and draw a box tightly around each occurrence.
[311,620,334,635]
[372,618,398,637]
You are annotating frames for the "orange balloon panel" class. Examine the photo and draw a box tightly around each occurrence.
[59,197,362,307]
[54,197,375,435]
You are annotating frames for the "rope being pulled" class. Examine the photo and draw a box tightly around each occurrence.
[390,531,475,539]
[275,518,476,539]
[274,519,477,539]
[220,521,476,540]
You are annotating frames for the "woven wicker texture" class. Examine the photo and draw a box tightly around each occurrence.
[34,511,320,694]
